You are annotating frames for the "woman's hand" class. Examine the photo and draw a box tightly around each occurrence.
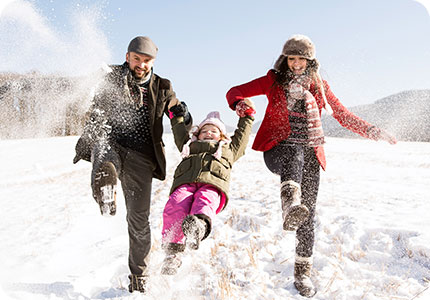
[236,98,256,117]
[379,130,397,145]
[368,127,397,144]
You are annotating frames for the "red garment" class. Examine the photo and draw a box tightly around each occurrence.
[226,70,375,170]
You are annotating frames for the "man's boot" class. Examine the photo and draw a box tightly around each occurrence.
[161,243,185,275]
[92,161,117,216]
[128,274,147,293]
[182,215,207,250]
[294,256,317,298]
[281,180,309,231]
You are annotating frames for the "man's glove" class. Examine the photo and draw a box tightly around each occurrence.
[73,136,91,164]
[169,101,191,125]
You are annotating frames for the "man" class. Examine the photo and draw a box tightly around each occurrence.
[73,36,192,293]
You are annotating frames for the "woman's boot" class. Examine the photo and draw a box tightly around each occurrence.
[294,256,317,297]
[281,180,309,231]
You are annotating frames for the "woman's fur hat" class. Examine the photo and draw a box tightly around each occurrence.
[273,34,333,114]
[274,34,316,71]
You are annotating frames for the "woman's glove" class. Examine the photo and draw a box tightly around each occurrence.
[235,98,256,117]
[368,126,397,145]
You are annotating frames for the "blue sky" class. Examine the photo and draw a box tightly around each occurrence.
[1,0,429,125]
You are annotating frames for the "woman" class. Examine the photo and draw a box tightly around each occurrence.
[226,34,396,297]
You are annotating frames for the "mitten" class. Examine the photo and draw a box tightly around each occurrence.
[235,99,256,117]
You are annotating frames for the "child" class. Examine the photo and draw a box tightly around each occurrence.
[161,99,255,275]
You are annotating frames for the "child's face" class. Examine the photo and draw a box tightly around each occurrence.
[198,124,221,141]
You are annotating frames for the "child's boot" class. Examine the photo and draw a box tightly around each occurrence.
[281,180,309,231]
[182,215,207,250]
[161,243,185,275]
[294,256,317,298]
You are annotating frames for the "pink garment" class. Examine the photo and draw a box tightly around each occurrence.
[162,183,226,244]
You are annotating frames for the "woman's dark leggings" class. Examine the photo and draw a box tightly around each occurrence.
[264,143,320,258]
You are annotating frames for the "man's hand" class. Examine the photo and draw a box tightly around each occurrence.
[169,101,191,125]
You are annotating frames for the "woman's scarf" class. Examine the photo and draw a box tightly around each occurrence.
[286,75,325,146]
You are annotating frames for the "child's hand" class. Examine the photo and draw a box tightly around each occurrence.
[243,99,255,109]
[168,98,180,110]
[236,98,256,117]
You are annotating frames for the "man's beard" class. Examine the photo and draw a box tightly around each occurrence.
[131,68,149,79]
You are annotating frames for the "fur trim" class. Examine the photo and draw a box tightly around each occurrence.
[213,140,228,159]
[282,34,316,59]
[273,55,286,72]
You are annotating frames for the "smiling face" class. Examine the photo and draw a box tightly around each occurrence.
[198,124,222,141]
[287,55,308,75]
[126,51,155,79]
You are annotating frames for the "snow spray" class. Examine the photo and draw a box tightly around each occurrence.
[0,0,112,139]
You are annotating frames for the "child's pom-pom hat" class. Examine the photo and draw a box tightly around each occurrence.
[181,111,230,159]
[198,111,227,136]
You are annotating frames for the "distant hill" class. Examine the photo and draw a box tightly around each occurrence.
[321,90,430,142]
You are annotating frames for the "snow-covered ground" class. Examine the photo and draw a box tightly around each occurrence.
[0,134,429,300]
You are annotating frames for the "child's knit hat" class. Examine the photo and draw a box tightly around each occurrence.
[181,111,230,159]
[198,111,227,137]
